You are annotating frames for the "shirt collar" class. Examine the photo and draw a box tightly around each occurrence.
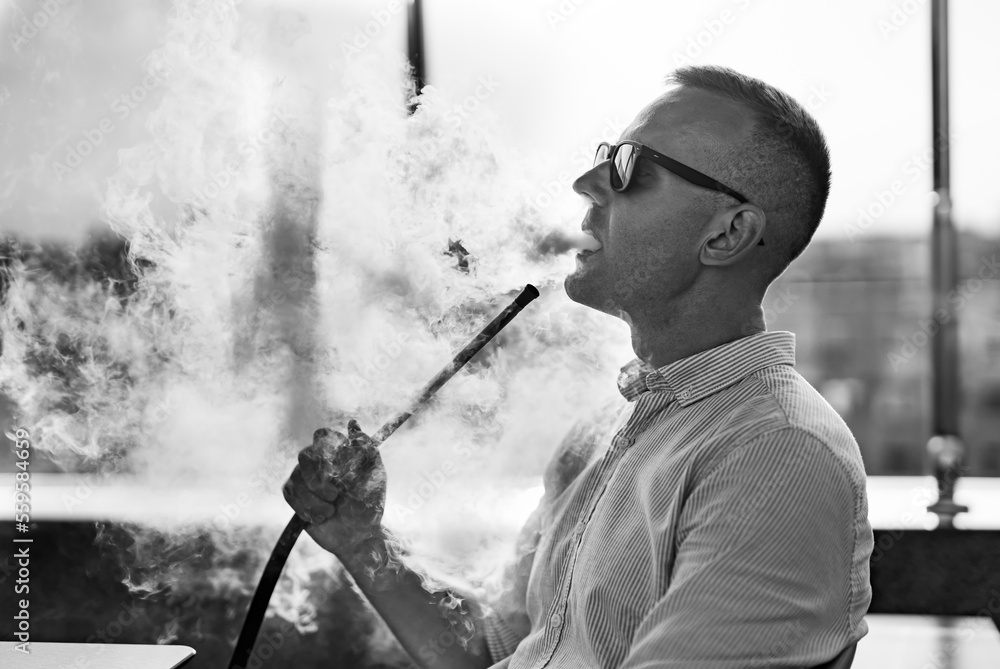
[616,331,796,405]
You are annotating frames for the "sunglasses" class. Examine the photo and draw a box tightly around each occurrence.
[594,141,764,245]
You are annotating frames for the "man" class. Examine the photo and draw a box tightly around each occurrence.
[283,65,873,668]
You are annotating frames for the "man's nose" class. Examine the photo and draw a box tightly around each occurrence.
[572,162,609,208]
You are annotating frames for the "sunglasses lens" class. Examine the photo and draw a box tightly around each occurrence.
[612,144,636,191]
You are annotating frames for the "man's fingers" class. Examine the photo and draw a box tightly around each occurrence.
[283,466,338,522]
[285,423,387,556]
[292,423,384,518]
[297,446,330,492]
[348,418,380,448]
[312,428,347,451]
[313,427,334,441]
[299,431,348,490]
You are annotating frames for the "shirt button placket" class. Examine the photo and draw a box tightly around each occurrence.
[542,553,576,664]
[540,433,628,667]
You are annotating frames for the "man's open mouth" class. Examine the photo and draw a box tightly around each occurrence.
[577,228,602,258]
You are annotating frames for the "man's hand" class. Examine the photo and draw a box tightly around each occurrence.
[284,420,495,669]
[282,420,387,558]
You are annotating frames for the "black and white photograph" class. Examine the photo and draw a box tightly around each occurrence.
[0,1,998,667]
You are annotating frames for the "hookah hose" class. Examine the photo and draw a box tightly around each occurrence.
[227,284,540,669]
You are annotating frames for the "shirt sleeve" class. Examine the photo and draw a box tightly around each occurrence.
[481,498,541,665]
[482,610,523,666]
[619,428,864,669]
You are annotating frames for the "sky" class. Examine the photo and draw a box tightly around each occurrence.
[1,0,998,241]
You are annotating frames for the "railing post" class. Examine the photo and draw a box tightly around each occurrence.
[926,0,967,528]
[406,0,426,114]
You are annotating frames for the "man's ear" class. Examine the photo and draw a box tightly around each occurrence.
[699,204,766,267]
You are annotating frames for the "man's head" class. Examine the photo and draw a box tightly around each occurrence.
[564,65,830,327]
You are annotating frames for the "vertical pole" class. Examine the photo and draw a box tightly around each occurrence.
[926,0,967,528]
[406,0,426,114]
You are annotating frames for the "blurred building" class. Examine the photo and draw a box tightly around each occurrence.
[769,233,1000,476]
[1,232,998,477]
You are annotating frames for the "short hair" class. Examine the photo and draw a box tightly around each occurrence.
[665,65,831,282]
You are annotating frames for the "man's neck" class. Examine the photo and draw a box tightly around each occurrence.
[625,302,766,369]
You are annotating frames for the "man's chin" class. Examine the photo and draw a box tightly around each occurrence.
[564,271,613,314]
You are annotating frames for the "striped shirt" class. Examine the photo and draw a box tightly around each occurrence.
[483,331,873,668]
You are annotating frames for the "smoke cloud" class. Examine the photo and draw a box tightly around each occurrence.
[0,0,631,639]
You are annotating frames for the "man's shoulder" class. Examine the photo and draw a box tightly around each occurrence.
[708,365,866,485]
[750,365,860,450]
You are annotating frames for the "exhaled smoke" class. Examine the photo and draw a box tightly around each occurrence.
[531,229,604,257]
[0,0,631,643]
